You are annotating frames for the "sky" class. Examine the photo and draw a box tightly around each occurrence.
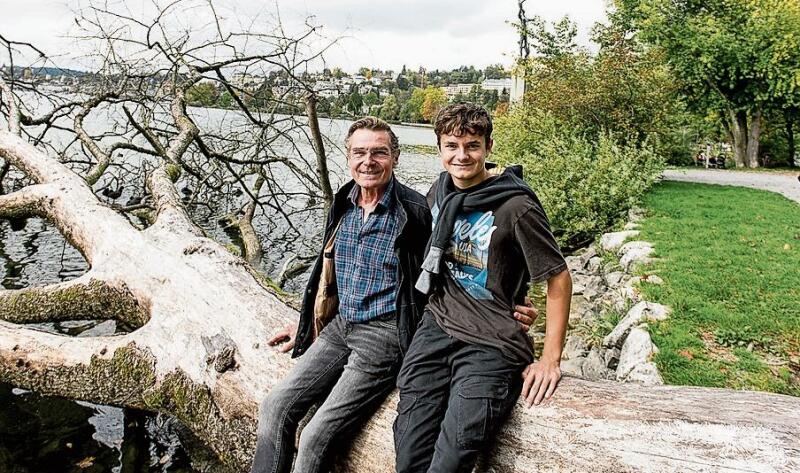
[1,0,608,72]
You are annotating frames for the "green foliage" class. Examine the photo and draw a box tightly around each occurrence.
[626,0,800,166]
[713,326,779,355]
[400,88,425,123]
[493,107,664,248]
[633,0,800,110]
[577,310,624,347]
[421,86,447,122]
[517,14,694,163]
[378,94,399,121]
[186,82,219,107]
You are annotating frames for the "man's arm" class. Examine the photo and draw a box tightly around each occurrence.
[520,268,572,407]
[514,296,539,332]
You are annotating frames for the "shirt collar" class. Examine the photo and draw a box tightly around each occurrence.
[348,176,395,211]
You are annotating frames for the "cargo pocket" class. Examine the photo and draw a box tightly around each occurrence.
[456,378,509,449]
[393,395,417,451]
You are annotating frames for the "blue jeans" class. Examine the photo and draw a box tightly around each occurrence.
[251,314,401,473]
[394,313,523,473]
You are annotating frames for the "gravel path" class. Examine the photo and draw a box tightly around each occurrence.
[662,168,800,204]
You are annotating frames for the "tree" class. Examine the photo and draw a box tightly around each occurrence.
[347,90,364,115]
[400,87,426,122]
[186,82,220,107]
[627,0,800,167]
[515,13,690,162]
[484,63,508,80]
[363,91,380,109]
[396,75,410,90]
[378,94,399,122]
[420,87,447,123]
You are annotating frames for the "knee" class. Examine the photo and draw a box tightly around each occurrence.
[257,388,294,435]
[296,414,330,454]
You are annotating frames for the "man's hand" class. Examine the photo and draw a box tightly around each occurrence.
[520,358,561,407]
[268,322,298,353]
[514,296,539,332]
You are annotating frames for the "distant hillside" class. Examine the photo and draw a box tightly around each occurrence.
[5,65,87,77]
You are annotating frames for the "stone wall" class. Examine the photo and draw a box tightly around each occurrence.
[557,208,670,386]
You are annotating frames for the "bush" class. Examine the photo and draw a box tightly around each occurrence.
[493,107,664,249]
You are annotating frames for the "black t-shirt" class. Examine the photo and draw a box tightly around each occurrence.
[425,177,567,364]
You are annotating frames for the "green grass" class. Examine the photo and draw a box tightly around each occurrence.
[637,181,800,395]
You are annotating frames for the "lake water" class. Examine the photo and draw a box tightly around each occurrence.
[0,114,442,472]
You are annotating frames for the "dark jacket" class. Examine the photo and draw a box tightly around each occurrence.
[293,176,432,358]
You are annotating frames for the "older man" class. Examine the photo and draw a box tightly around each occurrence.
[251,117,537,473]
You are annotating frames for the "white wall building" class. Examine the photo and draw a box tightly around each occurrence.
[480,78,513,94]
[442,83,476,99]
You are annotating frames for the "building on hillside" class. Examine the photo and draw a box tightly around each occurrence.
[231,73,262,89]
[313,80,340,99]
[442,83,476,100]
[480,78,513,94]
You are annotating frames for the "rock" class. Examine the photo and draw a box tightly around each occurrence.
[578,246,598,268]
[618,241,653,256]
[582,348,612,380]
[602,261,622,275]
[616,326,658,381]
[628,207,646,222]
[565,255,583,272]
[584,275,605,293]
[603,301,671,348]
[560,357,586,377]
[604,271,625,287]
[202,332,238,373]
[572,283,586,296]
[623,222,640,230]
[620,247,655,272]
[624,362,664,385]
[625,277,642,287]
[600,231,639,252]
[562,335,589,360]
[570,295,591,316]
[641,274,664,285]
[568,296,592,326]
[583,288,600,302]
[586,256,603,273]
[604,347,621,370]
[626,286,642,303]
[78,320,117,337]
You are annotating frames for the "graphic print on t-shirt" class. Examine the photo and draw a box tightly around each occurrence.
[432,204,497,300]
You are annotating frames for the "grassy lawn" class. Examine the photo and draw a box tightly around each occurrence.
[637,181,800,395]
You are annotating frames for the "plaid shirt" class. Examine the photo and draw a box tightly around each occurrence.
[334,179,400,322]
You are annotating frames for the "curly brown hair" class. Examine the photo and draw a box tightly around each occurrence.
[433,102,492,147]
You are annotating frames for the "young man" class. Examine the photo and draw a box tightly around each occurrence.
[394,103,572,473]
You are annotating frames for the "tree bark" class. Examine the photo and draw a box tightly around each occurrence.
[786,108,797,168]
[305,93,335,213]
[728,109,748,168]
[1,130,799,472]
[746,107,762,168]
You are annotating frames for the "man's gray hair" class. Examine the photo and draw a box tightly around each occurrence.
[345,116,400,157]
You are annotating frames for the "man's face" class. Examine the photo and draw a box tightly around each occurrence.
[439,132,493,189]
[347,128,398,192]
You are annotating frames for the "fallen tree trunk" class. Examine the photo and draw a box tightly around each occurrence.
[0,130,799,472]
